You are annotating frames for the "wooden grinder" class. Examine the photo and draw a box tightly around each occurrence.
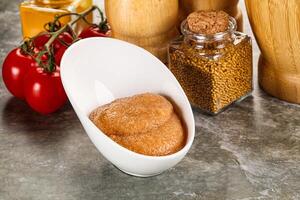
[246,0,300,104]
[179,0,243,31]
[105,0,179,63]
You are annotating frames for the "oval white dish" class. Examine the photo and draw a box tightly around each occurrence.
[61,37,195,177]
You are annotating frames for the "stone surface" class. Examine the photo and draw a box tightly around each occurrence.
[0,1,299,200]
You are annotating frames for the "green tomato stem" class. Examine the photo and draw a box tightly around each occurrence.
[41,6,99,72]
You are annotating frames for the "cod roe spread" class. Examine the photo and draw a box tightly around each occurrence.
[89,93,186,156]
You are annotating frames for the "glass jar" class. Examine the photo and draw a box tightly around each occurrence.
[20,0,93,38]
[168,17,253,115]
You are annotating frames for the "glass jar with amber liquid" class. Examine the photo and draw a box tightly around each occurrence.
[20,0,93,38]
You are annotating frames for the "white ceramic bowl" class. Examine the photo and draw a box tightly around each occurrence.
[61,37,195,177]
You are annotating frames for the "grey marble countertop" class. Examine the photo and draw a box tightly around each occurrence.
[0,1,299,200]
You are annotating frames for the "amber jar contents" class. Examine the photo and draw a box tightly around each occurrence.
[168,17,253,114]
[20,0,93,38]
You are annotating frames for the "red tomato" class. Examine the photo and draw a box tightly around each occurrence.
[79,25,108,38]
[54,32,73,65]
[33,34,51,50]
[33,32,73,65]
[2,48,36,99]
[52,32,73,51]
[24,66,67,114]
[54,46,66,66]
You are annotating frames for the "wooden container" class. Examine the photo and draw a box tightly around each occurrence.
[179,0,243,31]
[246,0,300,104]
[105,0,179,63]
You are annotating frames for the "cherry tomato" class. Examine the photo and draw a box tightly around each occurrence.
[24,66,67,114]
[52,32,73,51]
[33,32,73,65]
[54,46,66,66]
[33,34,51,50]
[79,25,108,38]
[53,32,73,65]
[2,48,36,99]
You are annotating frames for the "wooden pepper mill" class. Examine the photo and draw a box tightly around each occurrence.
[246,0,300,104]
[179,0,243,31]
[105,0,179,63]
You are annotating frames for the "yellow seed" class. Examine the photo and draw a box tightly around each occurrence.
[168,37,252,114]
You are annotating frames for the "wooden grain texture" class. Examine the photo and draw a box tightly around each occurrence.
[245,0,300,104]
[179,0,243,31]
[105,0,179,63]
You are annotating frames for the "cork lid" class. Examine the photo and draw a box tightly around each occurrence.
[187,10,230,34]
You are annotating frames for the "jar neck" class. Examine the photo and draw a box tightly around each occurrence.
[181,17,237,48]
[34,0,74,6]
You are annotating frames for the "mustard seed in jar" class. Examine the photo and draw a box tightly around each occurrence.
[168,11,253,115]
